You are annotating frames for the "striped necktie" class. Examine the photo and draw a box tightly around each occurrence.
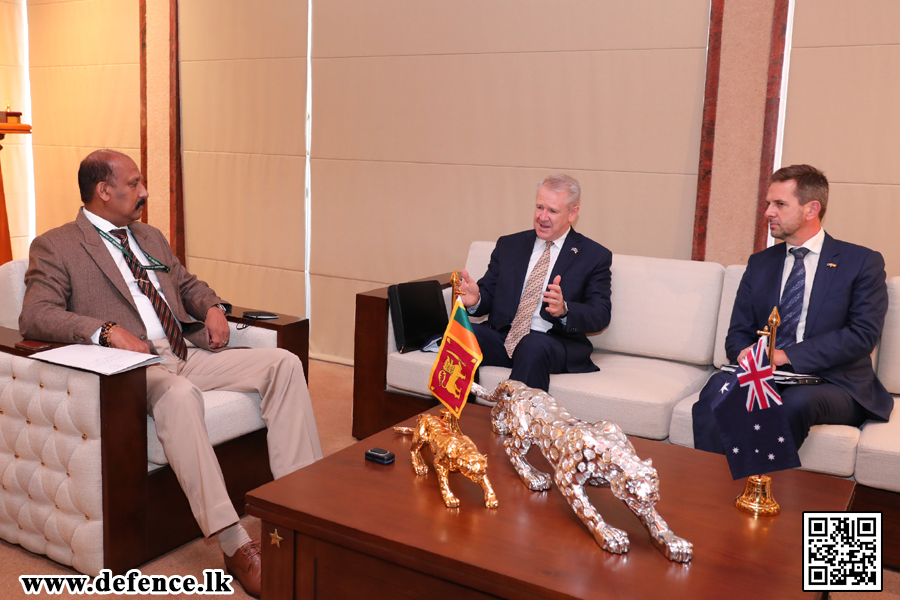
[504,241,553,358]
[110,229,187,360]
[776,246,811,350]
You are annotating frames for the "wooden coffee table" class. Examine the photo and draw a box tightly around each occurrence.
[247,406,851,599]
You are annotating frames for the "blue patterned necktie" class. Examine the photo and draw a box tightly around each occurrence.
[776,247,811,350]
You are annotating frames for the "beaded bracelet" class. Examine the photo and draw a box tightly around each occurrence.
[99,321,119,347]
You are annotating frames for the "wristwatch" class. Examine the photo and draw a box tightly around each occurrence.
[213,303,229,315]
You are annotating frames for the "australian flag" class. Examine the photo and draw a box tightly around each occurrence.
[712,337,801,480]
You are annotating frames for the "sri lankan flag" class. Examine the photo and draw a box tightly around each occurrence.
[428,299,483,418]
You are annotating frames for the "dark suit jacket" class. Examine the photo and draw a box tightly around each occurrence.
[726,232,893,421]
[20,208,227,350]
[473,228,612,373]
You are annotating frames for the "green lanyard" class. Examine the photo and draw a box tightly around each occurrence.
[94,226,171,273]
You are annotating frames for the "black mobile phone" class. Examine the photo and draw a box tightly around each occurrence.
[365,447,395,465]
[242,311,279,320]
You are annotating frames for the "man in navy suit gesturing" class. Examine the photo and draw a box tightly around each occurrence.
[457,174,612,392]
[693,164,894,453]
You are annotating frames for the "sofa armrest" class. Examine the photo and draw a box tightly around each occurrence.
[0,325,148,575]
[352,273,452,439]
[226,307,309,384]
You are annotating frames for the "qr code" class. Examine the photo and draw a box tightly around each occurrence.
[804,512,882,591]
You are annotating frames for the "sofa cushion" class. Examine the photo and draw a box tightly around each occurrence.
[465,241,495,281]
[147,391,264,466]
[670,392,860,477]
[855,403,900,492]
[388,350,708,440]
[550,354,711,440]
[713,265,745,368]
[876,278,900,394]
[591,255,724,366]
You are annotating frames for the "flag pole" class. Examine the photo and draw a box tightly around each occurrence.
[736,306,783,517]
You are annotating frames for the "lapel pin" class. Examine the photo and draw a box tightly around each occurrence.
[572,248,578,254]
[827,263,837,268]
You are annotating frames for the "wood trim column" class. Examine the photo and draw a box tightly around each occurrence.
[753,0,790,253]
[691,0,725,262]
[169,0,185,264]
[140,0,185,261]
[139,0,148,224]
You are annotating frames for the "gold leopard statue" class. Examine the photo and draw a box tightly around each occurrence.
[394,410,499,509]
[474,380,692,563]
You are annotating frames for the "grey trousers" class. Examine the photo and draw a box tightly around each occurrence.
[147,339,323,536]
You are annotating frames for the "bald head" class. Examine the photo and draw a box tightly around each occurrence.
[78,149,131,203]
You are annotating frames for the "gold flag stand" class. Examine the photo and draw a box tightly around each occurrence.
[735,307,782,517]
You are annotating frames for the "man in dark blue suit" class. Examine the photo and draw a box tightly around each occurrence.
[693,164,893,453]
[458,174,612,391]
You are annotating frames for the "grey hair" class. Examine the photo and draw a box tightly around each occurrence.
[537,174,581,207]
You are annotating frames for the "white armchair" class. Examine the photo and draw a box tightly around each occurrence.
[0,259,309,575]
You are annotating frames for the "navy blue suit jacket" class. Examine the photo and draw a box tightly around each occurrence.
[726,233,893,421]
[473,228,612,373]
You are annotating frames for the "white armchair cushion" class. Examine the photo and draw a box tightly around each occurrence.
[0,260,27,329]
[147,390,264,466]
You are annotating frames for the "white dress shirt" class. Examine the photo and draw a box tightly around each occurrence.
[84,209,176,343]
[779,227,826,344]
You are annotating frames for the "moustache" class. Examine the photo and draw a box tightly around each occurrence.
[136,199,146,210]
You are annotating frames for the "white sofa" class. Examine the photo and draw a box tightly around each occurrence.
[383,242,900,489]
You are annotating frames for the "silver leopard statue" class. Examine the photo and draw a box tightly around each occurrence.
[474,380,692,563]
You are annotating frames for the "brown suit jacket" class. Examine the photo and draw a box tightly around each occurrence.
[19,208,227,350]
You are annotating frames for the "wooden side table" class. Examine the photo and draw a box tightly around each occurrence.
[0,122,33,264]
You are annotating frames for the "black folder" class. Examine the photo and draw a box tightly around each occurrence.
[387,280,449,354]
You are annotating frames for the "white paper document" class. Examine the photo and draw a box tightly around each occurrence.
[30,345,165,376]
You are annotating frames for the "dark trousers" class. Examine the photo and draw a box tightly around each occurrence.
[471,323,566,392]
[692,371,868,453]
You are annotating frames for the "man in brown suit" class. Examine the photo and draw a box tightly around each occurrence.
[19,149,322,597]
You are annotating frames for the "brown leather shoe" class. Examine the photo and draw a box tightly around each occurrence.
[224,540,261,597]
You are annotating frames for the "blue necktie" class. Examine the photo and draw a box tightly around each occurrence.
[776,247,811,349]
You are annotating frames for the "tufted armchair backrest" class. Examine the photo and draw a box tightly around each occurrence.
[0,259,27,329]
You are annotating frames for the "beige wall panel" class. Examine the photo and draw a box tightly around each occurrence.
[185,257,306,320]
[32,145,139,234]
[29,65,140,150]
[312,50,705,175]
[0,143,30,236]
[0,1,26,67]
[180,58,306,156]
[793,0,900,48]
[144,0,170,237]
[27,0,138,67]
[782,47,900,186]
[180,0,307,61]
[182,151,305,269]
[314,0,709,58]
[309,274,383,364]
[824,183,900,278]
[703,0,774,268]
[0,65,26,110]
[310,159,696,285]
[11,236,30,260]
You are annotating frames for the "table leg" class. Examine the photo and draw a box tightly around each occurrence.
[261,520,297,600]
